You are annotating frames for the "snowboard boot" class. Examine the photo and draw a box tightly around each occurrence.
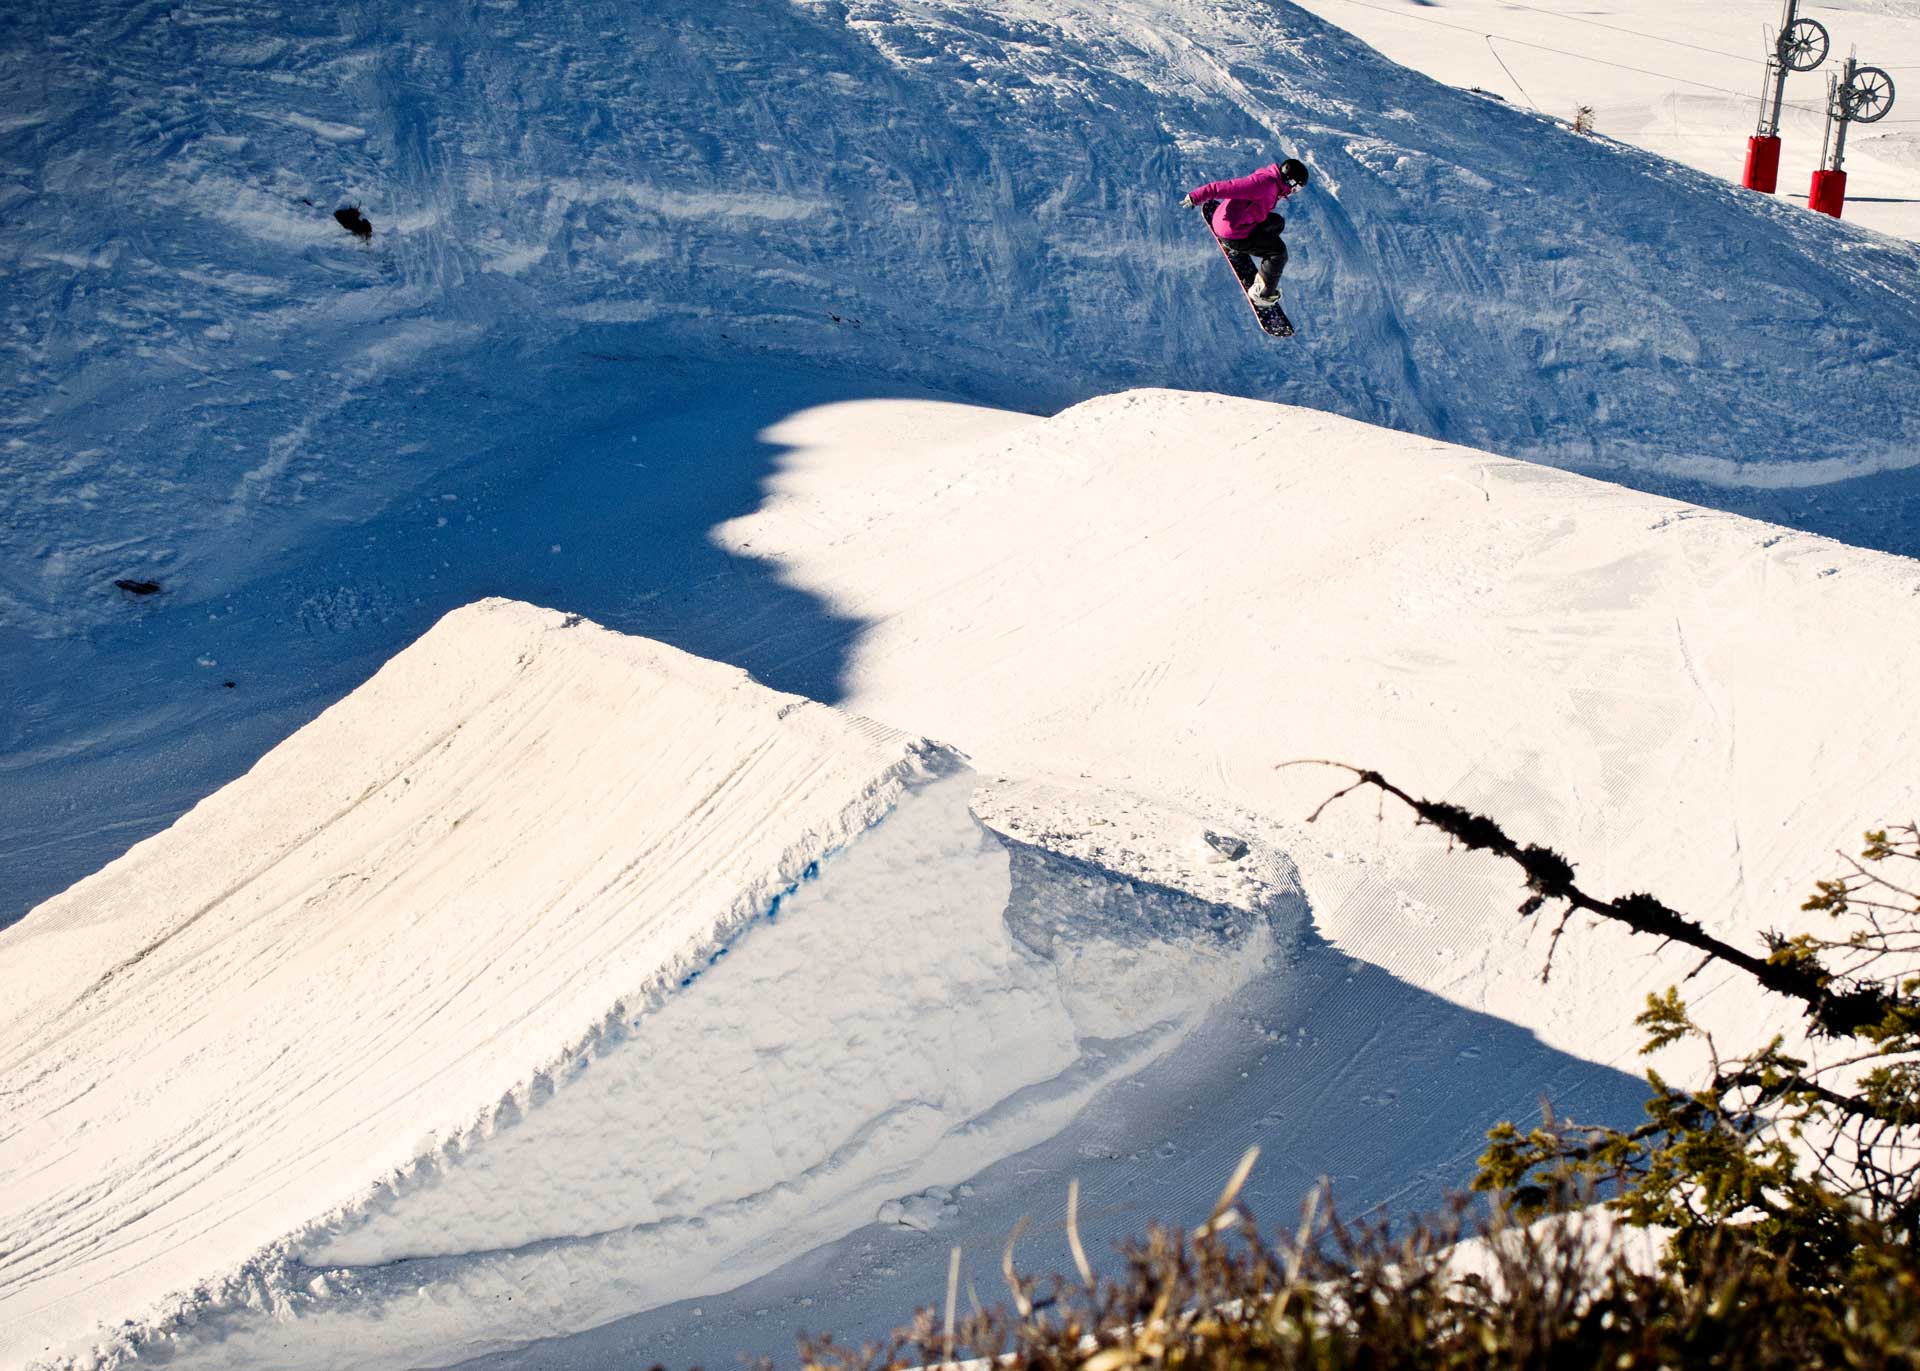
[1247,271,1282,307]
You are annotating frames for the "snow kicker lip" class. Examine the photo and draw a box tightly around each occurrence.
[1,601,1293,1371]
[0,601,948,1370]
[38,777,1288,1371]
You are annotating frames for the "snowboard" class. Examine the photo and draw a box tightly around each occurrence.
[1197,203,1293,339]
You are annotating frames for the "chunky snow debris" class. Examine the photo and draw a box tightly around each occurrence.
[0,599,1278,1370]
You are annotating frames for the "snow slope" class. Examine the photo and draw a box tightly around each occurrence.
[11,0,1920,930]
[0,599,1283,1370]
[399,386,1920,1370]
[6,0,1920,653]
[5,0,1920,1363]
[723,387,1920,1074]
[12,384,1913,1369]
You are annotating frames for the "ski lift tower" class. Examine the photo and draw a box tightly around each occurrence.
[1745,0,1829,192]
[1810,54,1897,216]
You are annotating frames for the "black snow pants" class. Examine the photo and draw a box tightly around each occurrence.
[1220,212,1288,290]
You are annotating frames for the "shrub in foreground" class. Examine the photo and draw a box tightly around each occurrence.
[794,1186,1916,1371]
[785,783,1920,1371]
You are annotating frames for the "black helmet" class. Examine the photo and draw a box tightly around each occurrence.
[1281,158,1310,188]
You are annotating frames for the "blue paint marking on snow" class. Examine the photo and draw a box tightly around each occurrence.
[633,794,902,1017]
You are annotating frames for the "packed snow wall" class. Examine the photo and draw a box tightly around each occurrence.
[7,0,1920,641]
[0,599,1282,1371]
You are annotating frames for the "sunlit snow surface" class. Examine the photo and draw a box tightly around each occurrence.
[6,0,1920,1366]
[1285,0,1920,244]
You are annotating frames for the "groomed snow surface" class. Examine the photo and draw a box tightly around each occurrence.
[1285,0,1920,243]
[478,388,1920,1366]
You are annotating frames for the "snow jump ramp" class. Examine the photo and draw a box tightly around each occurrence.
[0,599,1286,1371]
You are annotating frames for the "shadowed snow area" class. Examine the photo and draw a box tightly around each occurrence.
[0,601,1288,1370]
[0,361,984,926]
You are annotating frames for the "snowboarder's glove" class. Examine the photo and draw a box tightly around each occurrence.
[1179,193,1196,209]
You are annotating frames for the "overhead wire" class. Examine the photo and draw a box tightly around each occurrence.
[1484,35,1540,111]
[1314,0,1917,124]
[1491,0,1753,62]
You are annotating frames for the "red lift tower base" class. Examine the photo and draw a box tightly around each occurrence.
[1809,168,1847,217]
[1743,135,1782,192]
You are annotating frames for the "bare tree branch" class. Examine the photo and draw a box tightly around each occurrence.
[1287,761,1900,1038]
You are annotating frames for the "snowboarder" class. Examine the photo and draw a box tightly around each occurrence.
[1182,158,1309,308]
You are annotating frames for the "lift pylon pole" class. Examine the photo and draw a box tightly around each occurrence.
[1811,54,1898,217]
[1745,0,1830,192]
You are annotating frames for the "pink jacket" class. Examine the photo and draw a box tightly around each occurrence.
[1189,163,1295,239]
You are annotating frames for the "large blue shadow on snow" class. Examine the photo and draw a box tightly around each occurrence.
[0,336,947,925]
[453,844,1657,1371]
